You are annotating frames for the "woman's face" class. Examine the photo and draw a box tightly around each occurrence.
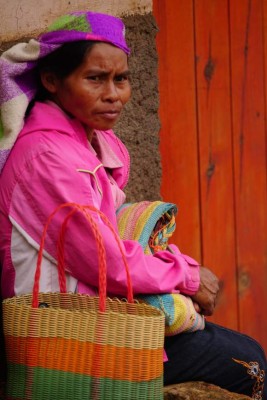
[43,42,131,135]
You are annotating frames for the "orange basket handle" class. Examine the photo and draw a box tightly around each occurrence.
[32,203,134,311]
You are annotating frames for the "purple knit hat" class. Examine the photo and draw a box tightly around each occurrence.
[39,11,130,55]
[0,11,130,173]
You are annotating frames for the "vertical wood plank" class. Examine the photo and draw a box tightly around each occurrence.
[153,0,201,261]
[194,0,238,329]
[230,0,267,350]
[154,0,267,352]
[264,0,267,176]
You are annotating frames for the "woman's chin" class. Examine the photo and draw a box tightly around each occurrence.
[87,121,119,132]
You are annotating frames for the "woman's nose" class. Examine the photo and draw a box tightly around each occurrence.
[102,80,119,102]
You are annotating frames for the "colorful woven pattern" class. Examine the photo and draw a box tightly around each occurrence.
[3,294,164,399]
[0,11,129,174]
[116,201,205,336]
[117,201,177,255]
[3,203,165,399]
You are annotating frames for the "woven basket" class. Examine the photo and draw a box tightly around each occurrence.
[3,203,165,400]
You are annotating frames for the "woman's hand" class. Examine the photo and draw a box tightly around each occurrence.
[191,266,220,316]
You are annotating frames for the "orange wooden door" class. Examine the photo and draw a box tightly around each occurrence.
[153,0,267,352]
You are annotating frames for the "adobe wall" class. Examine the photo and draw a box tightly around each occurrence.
[116,13,161,202]
[0,1,161,203]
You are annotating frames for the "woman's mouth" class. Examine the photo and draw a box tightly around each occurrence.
[98,110,120,120]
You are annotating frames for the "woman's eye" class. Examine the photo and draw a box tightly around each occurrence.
[87,76,100,81]
[115,75,129,82]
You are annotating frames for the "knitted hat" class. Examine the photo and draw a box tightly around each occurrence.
[40,12,130,55]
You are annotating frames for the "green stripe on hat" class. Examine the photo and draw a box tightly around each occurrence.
[47,14,91,33]
[0,118,4,139]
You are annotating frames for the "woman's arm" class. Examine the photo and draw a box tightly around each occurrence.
[10,148,200,297]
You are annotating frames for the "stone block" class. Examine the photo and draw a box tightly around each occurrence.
[163,382,252,400]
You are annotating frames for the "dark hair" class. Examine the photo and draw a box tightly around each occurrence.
[38,40,98,79]
[26,40,98,115]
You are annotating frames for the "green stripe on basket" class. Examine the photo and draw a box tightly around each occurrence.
[6,363,29,399]
[6,364,163,399]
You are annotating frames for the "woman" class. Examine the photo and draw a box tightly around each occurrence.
[0,11,266,398]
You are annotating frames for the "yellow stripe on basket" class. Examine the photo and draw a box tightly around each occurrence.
[3,299,164,346]
[5,335,163,381]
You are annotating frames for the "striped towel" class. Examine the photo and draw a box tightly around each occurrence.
[117,201,205,335]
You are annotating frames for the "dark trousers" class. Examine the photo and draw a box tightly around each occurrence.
[164,322,267,398]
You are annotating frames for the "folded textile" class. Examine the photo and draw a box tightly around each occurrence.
[116,201,205,335]
[117,200,177,255]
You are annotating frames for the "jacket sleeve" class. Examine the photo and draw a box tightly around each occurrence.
[10,148,200,297]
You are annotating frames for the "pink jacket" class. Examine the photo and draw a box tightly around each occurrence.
[0,101,200,299]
